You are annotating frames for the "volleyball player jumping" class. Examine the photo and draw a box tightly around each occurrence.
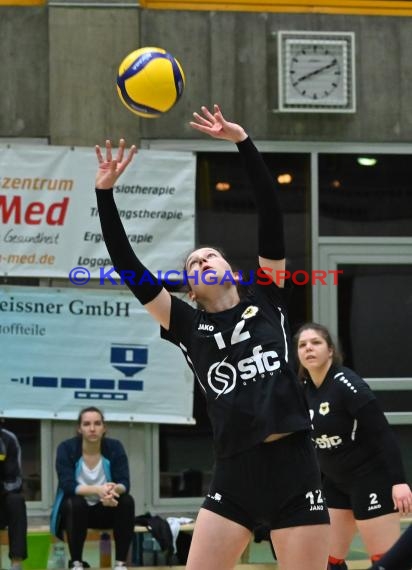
[94,105,330,570]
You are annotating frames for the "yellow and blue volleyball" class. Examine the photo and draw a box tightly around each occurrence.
[116,47,185,118]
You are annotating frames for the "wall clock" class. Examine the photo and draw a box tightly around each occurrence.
[277,31,356,113]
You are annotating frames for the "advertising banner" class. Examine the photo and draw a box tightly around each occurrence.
[0,286,194,423]
[0,145,195,278]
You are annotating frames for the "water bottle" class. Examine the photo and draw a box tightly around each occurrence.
[46,547,56,570]
[53,543,66,569]
[99,532,112,568]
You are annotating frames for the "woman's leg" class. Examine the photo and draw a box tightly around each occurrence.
[61,496,89,562]
[271,523,330,570]
[266,433,330,569]
[186,508,251,570]
[112,494,135,562]
[357,512,400,560]
[368,524,412,570]
[321,475,355,567]
[4,493,27,561]
[87,496,135,562]
[329,508,357,560]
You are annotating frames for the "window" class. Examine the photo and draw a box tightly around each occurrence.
[197,151,312,330]
[159,383,213,499]
[337,264,412,377]
[319,153,412,236]
[0,277,43,504]
[391,425,412,484]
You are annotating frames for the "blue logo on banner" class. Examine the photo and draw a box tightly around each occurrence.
[111,343,148,377]
[11,343,148,401]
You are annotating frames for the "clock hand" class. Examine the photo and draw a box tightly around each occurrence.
[295,58,338,84]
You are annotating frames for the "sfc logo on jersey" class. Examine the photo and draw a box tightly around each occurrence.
[319,402,330,416]
[241,305,259,319]
[208,359,237,396]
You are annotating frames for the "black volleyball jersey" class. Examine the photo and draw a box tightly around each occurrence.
[161,277,310,458]
[304,365,381,481]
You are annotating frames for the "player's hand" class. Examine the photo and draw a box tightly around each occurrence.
[96,483,115,499]
[392,483,412,515]
[189,105,247,143]
[101,496,119,507]
[95,138,137,190]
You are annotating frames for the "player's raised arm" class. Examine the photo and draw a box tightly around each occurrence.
[95,139,172,329]
[95,138,136,190]
[190,105,286,286]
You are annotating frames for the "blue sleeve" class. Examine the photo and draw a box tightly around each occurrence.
[109,440,131,492]
[55,441,78,495]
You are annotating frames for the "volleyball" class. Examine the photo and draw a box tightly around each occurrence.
[116,47,185,118]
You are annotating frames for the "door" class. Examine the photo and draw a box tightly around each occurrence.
[317,242,412,479]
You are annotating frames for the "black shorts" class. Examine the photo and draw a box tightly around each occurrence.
[322,468,395,520]
[202,431,330,531]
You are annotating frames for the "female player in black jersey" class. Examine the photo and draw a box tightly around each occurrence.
[94,105,330,570]
[295,322,412,570]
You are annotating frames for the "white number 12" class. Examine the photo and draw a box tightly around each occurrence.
[214,319,251,350]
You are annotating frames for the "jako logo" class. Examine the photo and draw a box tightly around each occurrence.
[208,492,222,502]
[207,345,280,396]
[198,323,214,331]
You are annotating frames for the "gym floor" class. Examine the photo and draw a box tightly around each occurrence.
[20,519,410,569]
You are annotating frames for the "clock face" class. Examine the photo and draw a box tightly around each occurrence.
[286,40,347,106]
[289,43,343,101]
[277,33,355,112]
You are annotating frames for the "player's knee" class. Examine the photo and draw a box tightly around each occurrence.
[117,493,135,513]
[5,492,25,510]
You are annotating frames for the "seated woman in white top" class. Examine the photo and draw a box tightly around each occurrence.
[50,407,135,570]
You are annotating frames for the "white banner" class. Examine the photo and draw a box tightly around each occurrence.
[0,145,195,277]
[0,286,194,423]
